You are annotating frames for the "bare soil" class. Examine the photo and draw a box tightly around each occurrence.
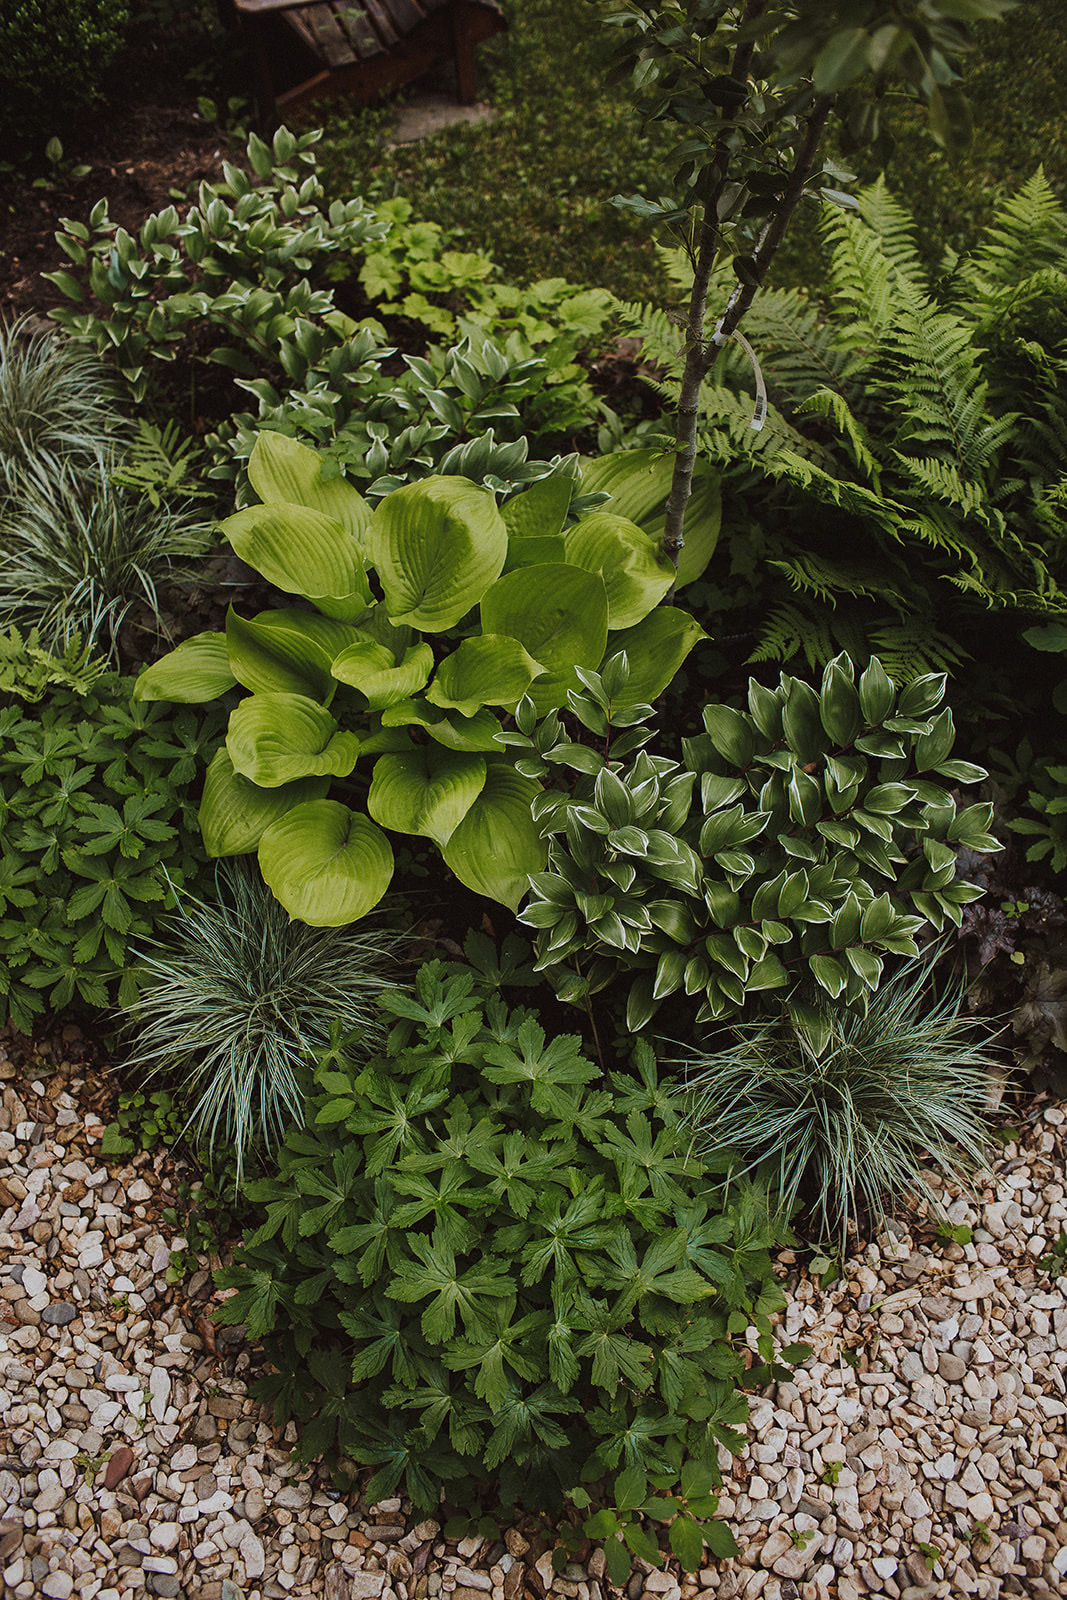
[0,7,239,324]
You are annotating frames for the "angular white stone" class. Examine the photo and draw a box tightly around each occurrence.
[149,1366,171,1423]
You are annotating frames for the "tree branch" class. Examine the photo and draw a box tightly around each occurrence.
[661,0,767,576]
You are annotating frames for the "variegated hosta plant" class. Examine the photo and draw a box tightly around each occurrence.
[520,654,1001,1031]
[134,432,710,924]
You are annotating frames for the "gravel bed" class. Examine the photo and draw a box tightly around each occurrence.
[1,1034,1065,1600]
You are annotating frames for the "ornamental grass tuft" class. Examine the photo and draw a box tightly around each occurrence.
[123,862,403,1180]
[0,317,127,490]
[681,954,1000,1249]
[0,452,209,662]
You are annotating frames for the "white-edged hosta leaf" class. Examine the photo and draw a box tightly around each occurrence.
[133,632,235,702]
[225,605,336,702]
[226,693,361,788]
[198,748,330,856]
[331,639,434,710]
[368,746,486,847]
[442,763,546,911]
[605,607,707,703]
[425,635,544,717]
[247,431,370,539]
[258,800,393,926]
[562,510,674,627]
[367,475,507,632]
[221,501,372,622]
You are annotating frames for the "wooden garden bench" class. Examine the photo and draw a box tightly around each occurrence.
[231,0,507,121]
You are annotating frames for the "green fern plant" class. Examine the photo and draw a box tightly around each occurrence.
[110,419,212,508]
[614,173,1067,683]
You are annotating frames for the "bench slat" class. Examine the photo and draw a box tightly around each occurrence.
[327,0,384,58]
[296,3,361,66]
[361,0,401,49]
[379,0,432,32]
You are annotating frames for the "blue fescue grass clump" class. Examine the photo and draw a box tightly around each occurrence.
[681,954,999,1249]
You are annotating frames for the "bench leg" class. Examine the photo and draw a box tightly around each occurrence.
[247,17,281,130]
[450,4,477,103]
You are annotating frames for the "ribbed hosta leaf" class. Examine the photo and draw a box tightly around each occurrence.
[258,800,393,926]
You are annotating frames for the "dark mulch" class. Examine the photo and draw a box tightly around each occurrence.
[0,5,244,324]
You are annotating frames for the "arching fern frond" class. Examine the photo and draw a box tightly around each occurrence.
[608,297,686,378]
[855,178,925,280]
[747,601,845,672]
[773,449,900,528]
[867,621,970,682]
[768,551,904,608]
[882,284,993,479]
[896,456,993,517]
[957,170,1067,304]
[727,287,854,406]
[821,177,925,346]
[794,388,881,484]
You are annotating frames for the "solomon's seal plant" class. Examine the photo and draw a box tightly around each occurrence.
[520,653,999,1030]
[135,431,712,926]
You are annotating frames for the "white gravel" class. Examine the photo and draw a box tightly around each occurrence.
[1,1033,1064,1600]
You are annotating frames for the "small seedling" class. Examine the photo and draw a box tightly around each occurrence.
[935,1220,973,1246]
[1039,1227,1067,1277]
[821,1460,843,1487]
[808,1252,839,1286]
[788,1528,815,1550]
[74,1449,110,1486]
[970,1521,992,1545]
[919,1541,941,1571]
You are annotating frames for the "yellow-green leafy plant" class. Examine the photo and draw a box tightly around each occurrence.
[134,432,716,927]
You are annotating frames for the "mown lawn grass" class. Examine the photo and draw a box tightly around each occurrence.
[309,0,677,302]
[309,0,1067,307]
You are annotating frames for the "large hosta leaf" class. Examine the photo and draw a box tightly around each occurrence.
[198,749,330,856]
[247,431,370,540]
[607,608,708,703]
[368,746,486,847]
[134,632,235,702]
[380,699,505,752]
[501,535,567,574]
[581,450,721,588]
[480,563,608,712]
[226,606,337,702]
[502,474,573,541]
[562,510,674,628]
[227,693,361,787]
[222,502,372,622]
[442,764,546,911]
[426,635,544,717]
[258,801,393,926]
[367,475,508,631]
[331,639,434,710]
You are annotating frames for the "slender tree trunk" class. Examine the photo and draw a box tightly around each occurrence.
[661,68,836,576]
[661,0,764,571]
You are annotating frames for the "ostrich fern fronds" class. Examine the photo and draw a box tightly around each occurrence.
[882,284,1001,479]
[821,178,925,345]
[866,622,970,682]
[956,170,1067,309]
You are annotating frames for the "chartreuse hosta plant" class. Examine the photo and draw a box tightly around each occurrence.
[519,654,1000,1031]
[134,432,709,923]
